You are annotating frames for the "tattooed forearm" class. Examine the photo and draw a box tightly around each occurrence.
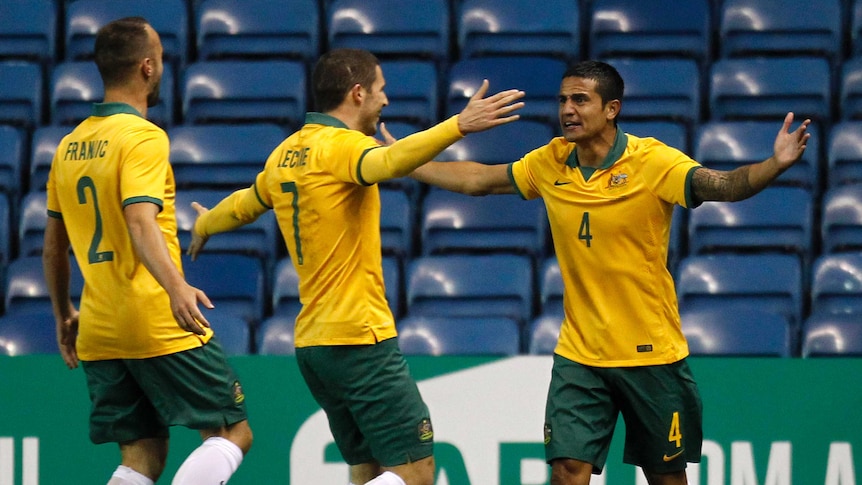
[691,166,756,203]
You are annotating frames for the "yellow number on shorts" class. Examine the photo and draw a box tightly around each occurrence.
[668,411,682,447]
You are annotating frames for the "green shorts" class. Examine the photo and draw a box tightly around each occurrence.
[82,337,248,444]
[295,337,433,467]
[544,355,703,474]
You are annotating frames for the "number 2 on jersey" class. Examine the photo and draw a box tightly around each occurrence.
[280,181,304,265]
[76,176,114,264]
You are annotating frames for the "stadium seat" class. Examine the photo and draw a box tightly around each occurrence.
[681,308,791,357]
[668,205,687,274]
[539,257,564,317]
[175,189,279,266]
[820,184,862,254]
[379,189,414,259]
[168,123,285,190]
[527,314,562,355]
[256,314,296,355]
[0,311,58,355]
[29,126,72,192]
[456,0,580,61]
[181,60,306,130]
[623,120,689,154]
[687,187,813,261]
[195,0,319,62]
[0,194,9,266]
[405,254,534,326]
[206,313,250,355]
[719,0,842,63]
[589,0,711,64]
[271,257,301,318]
[0,0,57,64]
[327,0,449,63]
[0,61,43,128]
[605,58,701,129]
[854,0,862,57]
[840,58,862,121]
[0,125,23,197]
[810,253,862,316]
[17,191,47,257]
[4,256,84,316]
[397,315,521,356]
[378,60,438,129]
[446,57,567,132]
[694,121,821,194]
[675,254,803,332]
[801,313,862,357]
[709,57,832,122]
[827,122,862,187]
[436,120,553,165]
[420,191,546,256]
[50,61,174,128]
[65,0,189,67]
[382,255,402,318]
[181,253,265,326]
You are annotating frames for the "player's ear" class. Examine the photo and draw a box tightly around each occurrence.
[606,99,621,121]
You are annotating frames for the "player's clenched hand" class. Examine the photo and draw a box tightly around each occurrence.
[186,201,210,261]
[457,80,525,134]
[169,283,214,336]
[56,309,79,369]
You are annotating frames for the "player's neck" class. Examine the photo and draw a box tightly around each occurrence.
[103,87,148,118]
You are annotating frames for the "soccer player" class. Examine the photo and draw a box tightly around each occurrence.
[42,17,252,485]
[405,60,811,485]
[186,48,524,485]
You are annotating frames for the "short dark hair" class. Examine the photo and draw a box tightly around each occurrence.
[312,48,380,113]
[562,60,624,106]
[94,17,152,88]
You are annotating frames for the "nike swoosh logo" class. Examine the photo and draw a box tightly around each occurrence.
[663,449,685,462]
[554,180,572,186]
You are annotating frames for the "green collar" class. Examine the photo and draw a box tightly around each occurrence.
[92,102,143,118]
[565,128,628,169]
[304,112,349,129]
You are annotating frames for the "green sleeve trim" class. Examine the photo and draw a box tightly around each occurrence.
[123,196,164,211]
[507,163,528,200]
[356,146,383,186]
[47,209,63,220]
[685,166,701,208]
[253,182,272,209]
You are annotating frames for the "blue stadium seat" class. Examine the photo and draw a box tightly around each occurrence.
[456,0,580,61]
[0,0,57,64]
[206,313,250,355]
[379,60,438,128]
[527,314,562,355]
[379,189,414,259]
[810,253,862,316]
[446,57,567,132]
[17,191,47,257]
[827,122,862,187]
[397,315,521,356]
[175,189,279,266]
[29,126,72,192]
[668,205,687,274]
[802,313,862,357]
[820,184,862,254]
[50,61,174,128]
[168,123,285,190]
[0,125,23,197]
[256,314,296,355]
[623,121,689,154]
[181,253,265,326]
[420,191,546,256]
[0,194,9,266]
[406,254,534,326]
[327,0,449,63]
[181,60,306,130]
[382,255,402,318]
[605,58,701,128]
[195,0,319,62]
[589,0,711,64]
[694,121,821,194]
[840,58,862,121]
[719,0,842,63]
[681,308,791,357]
[687,187,813,261]
[4,256,84,316]
[436,120,553,165]
[0,311,58,355]
[539,257,564,317]
[854,0,862,58]
[709,57,832,122]
[0,61,43,128]
[271,257,301,318]
[675,254,803,332]
[65,0,189,67]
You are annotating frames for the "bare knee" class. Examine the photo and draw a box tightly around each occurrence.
[643,469,689,485]
[550,458,593,485]
[200,419,253,455]
[384,455,435,485]
[119,437,169,481]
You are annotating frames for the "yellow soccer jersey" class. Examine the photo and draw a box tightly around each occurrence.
[509,128,701,367]
[46,103,210,360]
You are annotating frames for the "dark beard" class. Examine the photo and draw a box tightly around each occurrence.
[146,79,161,108]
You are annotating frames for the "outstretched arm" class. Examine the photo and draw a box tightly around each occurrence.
[410,161,515,196]
[692,112,811,204]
